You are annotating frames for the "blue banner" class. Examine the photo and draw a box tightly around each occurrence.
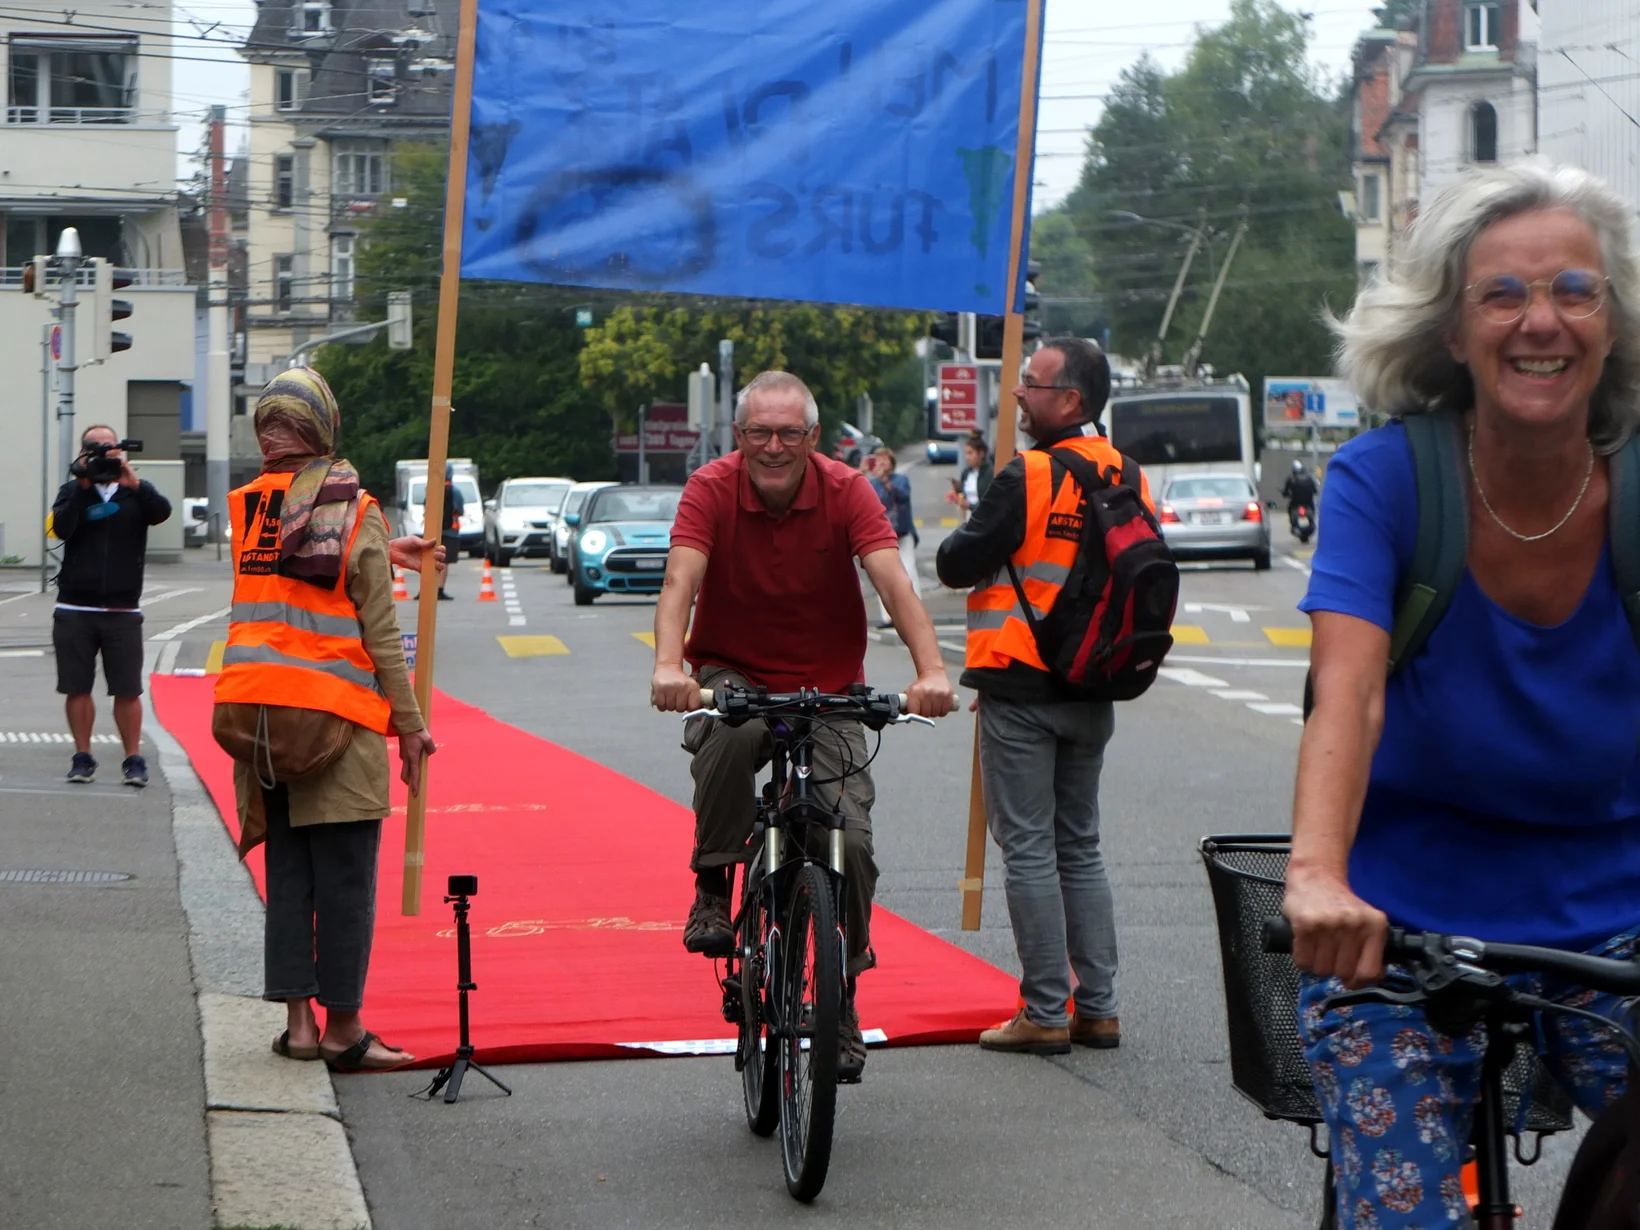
[461,0,1040,313]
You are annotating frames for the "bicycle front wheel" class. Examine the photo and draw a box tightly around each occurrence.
[778,862,840,1202]
[737,866,778,1137]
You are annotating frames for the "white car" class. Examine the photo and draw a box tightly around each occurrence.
[183,497,210,547]
[552,480,617,575]
[482,477,573,567]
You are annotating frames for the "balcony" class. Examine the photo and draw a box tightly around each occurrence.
[0,267,188,288]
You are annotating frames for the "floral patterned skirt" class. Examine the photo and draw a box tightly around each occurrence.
[1297,926,1639,1229]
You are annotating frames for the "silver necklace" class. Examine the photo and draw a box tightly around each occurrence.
[1467,423,1594,543]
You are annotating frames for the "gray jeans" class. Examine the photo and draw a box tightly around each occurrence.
[686,664,878,977]
[261,785,383,1011]
[978,693,1118,1027]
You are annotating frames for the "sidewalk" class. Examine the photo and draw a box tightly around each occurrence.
[0,560,370,1230]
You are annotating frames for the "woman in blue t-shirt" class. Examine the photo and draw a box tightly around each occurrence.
[1287,161,1640,1228]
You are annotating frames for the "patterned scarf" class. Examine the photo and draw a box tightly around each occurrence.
[253,368,361,585]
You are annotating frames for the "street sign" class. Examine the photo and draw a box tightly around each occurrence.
[938,363,979,433]
[615,402,700,454]
[575,307,594,328]
[49,325,61,361]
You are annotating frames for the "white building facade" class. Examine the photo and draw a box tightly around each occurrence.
[0,0,197,567]
[1538,0,1640,222]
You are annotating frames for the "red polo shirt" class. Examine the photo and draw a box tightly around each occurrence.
[672,450,900,692]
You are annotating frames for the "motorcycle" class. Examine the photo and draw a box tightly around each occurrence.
[1289,503,1315,544]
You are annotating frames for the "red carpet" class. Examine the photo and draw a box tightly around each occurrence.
[151,676,1017,1067]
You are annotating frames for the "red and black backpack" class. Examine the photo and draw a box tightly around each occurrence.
[1005,446,1179,702]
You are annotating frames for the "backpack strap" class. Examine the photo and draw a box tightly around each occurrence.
[1607,432,1640,655]
[1387,411,1469,676]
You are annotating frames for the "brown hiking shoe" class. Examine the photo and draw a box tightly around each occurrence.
[1069,1014,1121,1049]
[978,1009,1070,1055]
[838,996,866,1084]
[682,888,732,956]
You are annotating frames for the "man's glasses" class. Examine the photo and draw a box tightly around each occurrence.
[738,425,813,447]
[1019,379,1072,394]
[1464,269,1610,325]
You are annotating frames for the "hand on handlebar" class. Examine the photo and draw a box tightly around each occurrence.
[904,668,959,719]
[651,663,700,713]
[1283,868,1389,990]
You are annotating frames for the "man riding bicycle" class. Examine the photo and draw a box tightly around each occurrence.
[650,370,958,1082]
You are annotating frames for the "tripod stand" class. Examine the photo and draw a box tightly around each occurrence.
[418,879,512,1104]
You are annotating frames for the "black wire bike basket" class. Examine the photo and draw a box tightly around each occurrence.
[1199,833,1573,1136]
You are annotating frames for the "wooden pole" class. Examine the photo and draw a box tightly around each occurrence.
[960,0,1043,931]
[402,0,480,916]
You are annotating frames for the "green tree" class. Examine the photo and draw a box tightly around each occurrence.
[1060,0,1355,393]
[314,143,614,498]
[578,305,929,448]
[1029,209,1104,339]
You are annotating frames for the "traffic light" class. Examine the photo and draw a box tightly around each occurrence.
[928,312,960,348]
[974,315,1005,360]
[1022,260,1043,344]
[91,259,134,361]
[20,255,51,296]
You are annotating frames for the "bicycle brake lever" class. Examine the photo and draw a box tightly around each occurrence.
[1322,986,1426,1013]
[679,707,722,721]
[894,714,937,727]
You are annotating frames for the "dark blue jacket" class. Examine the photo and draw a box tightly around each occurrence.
[52,479,172,609]
[872,472,915,538]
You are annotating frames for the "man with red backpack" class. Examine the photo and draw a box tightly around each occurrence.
[937,337,1174,1056]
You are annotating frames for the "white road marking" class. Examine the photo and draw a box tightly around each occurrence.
[1165,654,1309,669]
[0,649,45,658]
[1183,602,1260,623]
[937,640,965,654]
[150,606,232,642]
[1283,556,1312,577]
[141,588,204,606]
[1210,689,1267,701]
[157,640,181,675]
[0,732,120,743]
[0,589,42,606]
[1247,702,1304,716]
[509,615,527,626]
[1157,667,1230,688]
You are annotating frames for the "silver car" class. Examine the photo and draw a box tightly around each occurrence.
[1157,473,1272,570]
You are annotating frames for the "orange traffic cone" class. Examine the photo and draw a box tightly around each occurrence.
[477,562,498,602]
[392,565,410,601]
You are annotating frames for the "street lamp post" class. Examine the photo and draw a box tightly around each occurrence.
[1108,208,1206,380]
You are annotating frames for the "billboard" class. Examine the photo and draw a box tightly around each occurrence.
[615,403,700,454]
[1263,377,1359,430]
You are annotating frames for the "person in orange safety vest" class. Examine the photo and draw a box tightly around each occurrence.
[936,337,1151,1058]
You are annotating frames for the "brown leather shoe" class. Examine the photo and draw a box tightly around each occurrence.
[979,1009,1071,1055]
[682,888,732,956]
[1069,1014,1121,1049]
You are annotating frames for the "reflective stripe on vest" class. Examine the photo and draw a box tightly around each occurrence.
[964,435,1144,675]
[213,471,392,734]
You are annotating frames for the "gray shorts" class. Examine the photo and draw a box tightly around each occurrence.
[53,609,144,697]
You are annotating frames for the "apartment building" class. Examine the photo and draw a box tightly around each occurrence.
[237,0,455,394]
[1348,0,1540,275]
[0,0,197,567]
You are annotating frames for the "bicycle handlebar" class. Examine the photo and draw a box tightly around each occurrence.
[685,685,934,729]
[697,688,910,711]
[1262,917,1640,997]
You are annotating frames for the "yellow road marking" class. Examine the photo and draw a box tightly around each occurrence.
[497,635,569,658]
[631,631,656,648]
[1170,624,1209,644]
[1263,627,1312,648]
[205,640,225,673]
[940,516,960,527]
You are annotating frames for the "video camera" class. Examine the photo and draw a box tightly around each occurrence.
[69,438,142,483]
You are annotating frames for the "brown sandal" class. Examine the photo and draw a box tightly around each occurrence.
[320,1031,413,1073]
[272,1029,320,1061]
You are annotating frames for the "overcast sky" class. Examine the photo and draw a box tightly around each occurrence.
[172,0,1379,207]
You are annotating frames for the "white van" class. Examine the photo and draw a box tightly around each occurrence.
[394,459,483,557]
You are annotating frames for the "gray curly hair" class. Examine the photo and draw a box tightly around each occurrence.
[1334,159,1640,453]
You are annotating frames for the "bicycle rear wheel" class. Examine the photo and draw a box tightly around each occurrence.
[778,862,840,1202]
[737,865,778,1136]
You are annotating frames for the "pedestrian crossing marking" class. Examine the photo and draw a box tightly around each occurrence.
[205,640,226,674]
[1171,624,1209,644]
[497,635,569,658]
[1263,627,1312,648]
[631,632,656,648]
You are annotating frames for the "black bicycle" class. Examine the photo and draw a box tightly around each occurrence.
[1202,834,1640,1229]
[683,684,933,1203]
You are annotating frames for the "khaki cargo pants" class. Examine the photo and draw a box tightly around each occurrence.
[685,665,878,976]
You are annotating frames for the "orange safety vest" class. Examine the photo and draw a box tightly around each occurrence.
[965,434,1152,674]
[214,470,391,734]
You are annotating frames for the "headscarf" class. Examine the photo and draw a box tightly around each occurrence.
[253,367,361,584]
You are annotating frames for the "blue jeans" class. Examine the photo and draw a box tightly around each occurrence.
[1298,926,1639,1229]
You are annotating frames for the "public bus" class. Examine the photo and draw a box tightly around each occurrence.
[1104,374,1257,492]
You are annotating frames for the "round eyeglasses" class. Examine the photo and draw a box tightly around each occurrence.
[1464,269,1610,325]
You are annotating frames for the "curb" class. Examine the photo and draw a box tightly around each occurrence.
[145,654,374,1230]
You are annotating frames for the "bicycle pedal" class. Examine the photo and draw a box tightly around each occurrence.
[721,977,744,1024]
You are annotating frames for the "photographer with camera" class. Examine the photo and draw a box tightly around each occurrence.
[51,425,171,787]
